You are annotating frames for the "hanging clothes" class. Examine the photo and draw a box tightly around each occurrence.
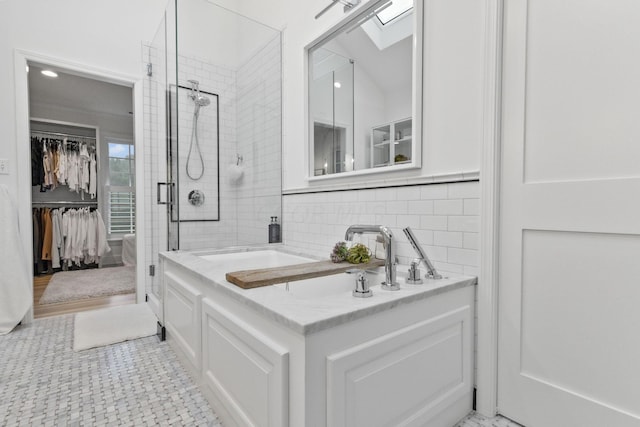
[79,143,90,194]
[59,207,110,267]
[31,206,110,271]
[55,139,67,185]
[41,208,53,261]
[31,138,44,187]
[30,135,97,198]
[32,208,45,274]
[51,208,64,269]
[42,141,56,190]
[89,153,97,199]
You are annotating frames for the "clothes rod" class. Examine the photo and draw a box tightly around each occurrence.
[33,201,98,206]
[30,130,96,140]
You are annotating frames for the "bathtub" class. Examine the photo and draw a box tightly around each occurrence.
[160,247,476,427]
[198,249,314,274]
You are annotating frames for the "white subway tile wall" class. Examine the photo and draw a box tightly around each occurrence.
[236,34,282,246]
[283,181,480,277]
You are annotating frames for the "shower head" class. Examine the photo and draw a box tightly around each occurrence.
[194,95,210,107]
[187,79,210,108]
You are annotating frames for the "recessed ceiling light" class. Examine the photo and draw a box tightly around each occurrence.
[41,70,58,78]
[334,82,342,89]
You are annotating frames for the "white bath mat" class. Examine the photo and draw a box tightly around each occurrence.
[73,304,157,351]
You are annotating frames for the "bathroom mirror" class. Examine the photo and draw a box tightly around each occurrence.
[308,0,421,177]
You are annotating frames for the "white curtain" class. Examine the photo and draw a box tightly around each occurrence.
[0,184,31,334]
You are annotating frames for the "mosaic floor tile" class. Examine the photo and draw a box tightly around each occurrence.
[0,315,221,426]
[456,411,524,427]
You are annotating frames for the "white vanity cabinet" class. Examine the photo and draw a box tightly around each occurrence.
[161,252,475,427]
[371,117,413,168]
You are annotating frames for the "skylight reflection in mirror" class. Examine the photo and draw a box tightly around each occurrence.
[376,0,413,25]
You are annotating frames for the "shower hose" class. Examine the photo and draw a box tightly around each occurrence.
[186,107,205,180]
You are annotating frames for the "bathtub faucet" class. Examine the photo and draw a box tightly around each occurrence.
[344,225,400,290]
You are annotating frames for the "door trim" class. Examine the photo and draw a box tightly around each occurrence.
[476,0,503,416]
[13,49,147,320]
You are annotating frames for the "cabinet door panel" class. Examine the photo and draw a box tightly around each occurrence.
[327,305,472,427]
[164,271,202,372]
[201,298,289,427]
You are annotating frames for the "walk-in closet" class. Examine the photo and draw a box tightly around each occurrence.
[28,63,137,318]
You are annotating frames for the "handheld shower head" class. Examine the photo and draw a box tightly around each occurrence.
[187,79,210,107]
[195,95,210,107]
[185,79,210,181]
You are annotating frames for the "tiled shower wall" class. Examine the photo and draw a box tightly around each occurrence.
[236,35,282,246]
[142,35,282,298]
[176,52,239,250]
[282,181,480,276]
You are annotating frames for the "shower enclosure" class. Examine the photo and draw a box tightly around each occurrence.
[144,0,282,320]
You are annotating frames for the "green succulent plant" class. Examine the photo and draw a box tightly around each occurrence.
[346,243,371,264]
[330,241,348,263]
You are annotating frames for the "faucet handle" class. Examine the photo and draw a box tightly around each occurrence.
[353,271,373,298]
[406,259,424,284]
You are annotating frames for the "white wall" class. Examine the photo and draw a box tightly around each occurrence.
[236,34,283,245]
[0,0,165,199]
[177,0,278,70]
[421,0,485,177]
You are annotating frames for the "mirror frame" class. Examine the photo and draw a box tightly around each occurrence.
[305,0,423,181]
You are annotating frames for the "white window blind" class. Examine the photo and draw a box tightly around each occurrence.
[107,139,135,235]
[108,191,135,234]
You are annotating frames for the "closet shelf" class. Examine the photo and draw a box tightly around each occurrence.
[30,130,96,140]
[32,201,98,207]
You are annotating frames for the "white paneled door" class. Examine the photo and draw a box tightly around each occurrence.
[497,1,640,426]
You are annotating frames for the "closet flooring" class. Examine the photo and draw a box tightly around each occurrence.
[33,274,135,319]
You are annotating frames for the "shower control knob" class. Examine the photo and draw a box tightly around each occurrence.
[188,190,205,206]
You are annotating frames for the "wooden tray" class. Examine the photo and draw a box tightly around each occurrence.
[225,258,385,289]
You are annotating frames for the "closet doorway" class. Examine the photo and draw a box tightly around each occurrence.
[27,62,139,319]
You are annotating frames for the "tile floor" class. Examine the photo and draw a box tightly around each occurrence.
[456,411,523,427]
[0,315,220,426]
[0,313,521,426]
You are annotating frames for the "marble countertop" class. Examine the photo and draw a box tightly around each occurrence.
[160,246,476,335]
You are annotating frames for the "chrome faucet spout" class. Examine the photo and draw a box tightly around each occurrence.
[344,225,399,290]
[403,226,442,279]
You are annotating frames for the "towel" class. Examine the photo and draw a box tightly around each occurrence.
[0,184,31,334]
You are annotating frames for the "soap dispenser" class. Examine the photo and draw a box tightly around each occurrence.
[268,216,281,243]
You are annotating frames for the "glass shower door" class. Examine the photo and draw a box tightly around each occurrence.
[166,0,180,252]
[145,9,170,321]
